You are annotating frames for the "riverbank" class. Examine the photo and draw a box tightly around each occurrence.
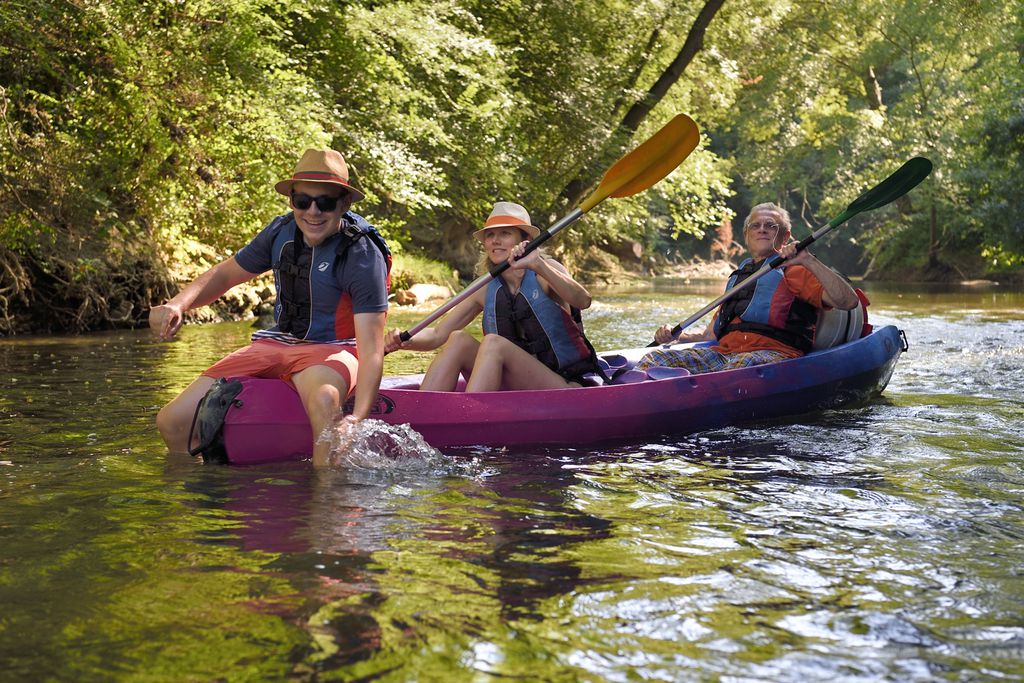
[566,249,736,287]
[648,257,736,281]
[385,255,736,309]
[2,247,1020,336]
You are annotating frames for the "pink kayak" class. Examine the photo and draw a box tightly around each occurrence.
[203,325,907,465]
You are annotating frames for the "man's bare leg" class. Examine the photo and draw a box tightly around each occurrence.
[292,364,353,466]
[156,376,217,454]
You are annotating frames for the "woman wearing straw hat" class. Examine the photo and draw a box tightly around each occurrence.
[149,148,390,465]
[385,201,601,392]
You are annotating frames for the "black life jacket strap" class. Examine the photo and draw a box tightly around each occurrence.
[331,220,365,274]
[331,217,393,283]
[279,260,304,277]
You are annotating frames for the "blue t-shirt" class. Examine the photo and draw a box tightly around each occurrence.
[235,212,388,343]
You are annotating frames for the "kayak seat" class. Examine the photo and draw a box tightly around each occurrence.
[813,288,873,350]
[598,354,629,373]
[588,359,691,386]
[645,366,691,380]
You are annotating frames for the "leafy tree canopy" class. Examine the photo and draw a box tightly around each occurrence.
[0,0,1019,334]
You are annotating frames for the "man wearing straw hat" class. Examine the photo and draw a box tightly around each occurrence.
[149,148,389,465]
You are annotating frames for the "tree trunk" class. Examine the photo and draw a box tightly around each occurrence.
[864,65,883,109]
[927,203,939,268]
[557,0,726,209]
[609,0,683,118]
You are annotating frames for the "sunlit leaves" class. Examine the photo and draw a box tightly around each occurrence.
[0,0,1020,334]
[714,0,1021,274]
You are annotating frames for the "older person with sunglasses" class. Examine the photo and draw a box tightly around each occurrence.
[636,202,859,374]
[149,148,389,466]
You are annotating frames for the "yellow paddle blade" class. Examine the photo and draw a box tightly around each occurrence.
[578,114,700,213]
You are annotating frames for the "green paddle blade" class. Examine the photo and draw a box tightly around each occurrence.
[579,114,700,213]
[847,157,933,215]
[652,155,933,346]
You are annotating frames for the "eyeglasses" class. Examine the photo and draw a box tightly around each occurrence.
[745,220,781,234]
[291,192,346,212]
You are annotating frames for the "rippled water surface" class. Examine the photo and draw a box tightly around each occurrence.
[1,282,1023,681]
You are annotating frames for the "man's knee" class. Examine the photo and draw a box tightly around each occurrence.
[156,382,210,452]
[155,402,179,439]
[309,383,342,413]
[294,369,349,427]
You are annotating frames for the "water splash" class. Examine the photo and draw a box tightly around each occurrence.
[320,418,474,476]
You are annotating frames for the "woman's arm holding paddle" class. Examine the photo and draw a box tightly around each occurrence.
[385,294,484,353]
[509,241,592,310]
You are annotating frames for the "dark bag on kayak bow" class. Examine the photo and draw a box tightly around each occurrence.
[187,377,245,464]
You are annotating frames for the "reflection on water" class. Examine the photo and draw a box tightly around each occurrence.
[1,282,1024,680]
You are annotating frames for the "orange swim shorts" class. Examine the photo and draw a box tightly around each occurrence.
[202,340,358,390]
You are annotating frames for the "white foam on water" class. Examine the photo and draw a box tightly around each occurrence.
[321,418,476,476]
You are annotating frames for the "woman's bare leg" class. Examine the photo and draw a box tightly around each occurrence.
[465,335,577,392]
[419,331,480,391]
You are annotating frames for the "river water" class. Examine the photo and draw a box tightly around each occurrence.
[1,281,1023,681]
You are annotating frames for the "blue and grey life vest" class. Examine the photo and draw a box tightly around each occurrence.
[713,258,818,353]
[264,213,391,343]
[482,270,598,380]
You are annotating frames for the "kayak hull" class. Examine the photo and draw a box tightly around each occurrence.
[220,325,906,464]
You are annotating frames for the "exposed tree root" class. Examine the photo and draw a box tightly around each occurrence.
[0,247,31,335]
[0,247,176,335]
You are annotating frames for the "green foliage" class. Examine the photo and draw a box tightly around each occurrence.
[713,0,1022,276]
[1,0,334,331]
[390,252,460,292]
[0,0,1020,333]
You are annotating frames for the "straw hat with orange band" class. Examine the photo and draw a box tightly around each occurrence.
[274,148,365,202]
[472,202,541,241]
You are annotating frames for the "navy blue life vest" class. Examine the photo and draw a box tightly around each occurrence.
[272,214,391,341]
[482,270,598,381]
[713,258,818,353]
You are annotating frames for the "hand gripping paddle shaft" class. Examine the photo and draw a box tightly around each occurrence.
[400,114,701,342]
[650,156,933,346]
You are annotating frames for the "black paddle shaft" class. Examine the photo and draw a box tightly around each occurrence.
[398,210,581,342]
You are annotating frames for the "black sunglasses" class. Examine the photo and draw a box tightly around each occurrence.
[291,192,346,212]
